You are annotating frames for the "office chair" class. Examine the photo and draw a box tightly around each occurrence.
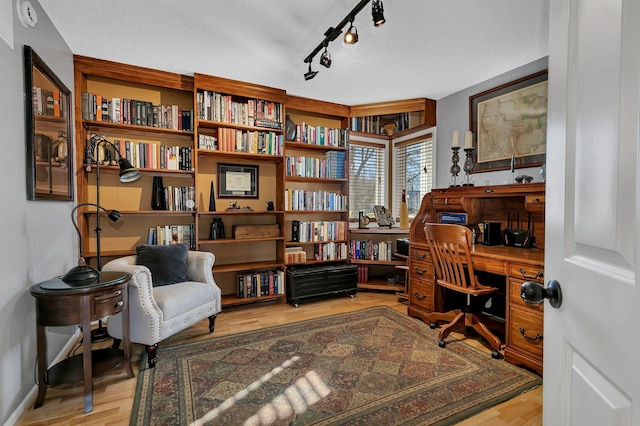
[424,223,502,358]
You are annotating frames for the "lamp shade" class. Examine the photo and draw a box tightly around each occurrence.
[118,157,141,182]
[344,24,358,44]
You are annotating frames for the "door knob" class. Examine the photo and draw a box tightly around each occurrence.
[520,279,563,308]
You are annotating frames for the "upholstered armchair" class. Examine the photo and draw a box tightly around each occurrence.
[102,248,222,368]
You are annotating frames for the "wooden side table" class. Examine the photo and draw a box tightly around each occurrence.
[30,271,134,413]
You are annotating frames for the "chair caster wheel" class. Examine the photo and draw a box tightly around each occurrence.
[491,350,501,359]
[429,322,436,329]
[438,340,446,348]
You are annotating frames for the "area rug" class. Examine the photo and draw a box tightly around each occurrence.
[130,306,541,425]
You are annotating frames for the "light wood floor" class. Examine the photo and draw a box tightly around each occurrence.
[15,292,542,425]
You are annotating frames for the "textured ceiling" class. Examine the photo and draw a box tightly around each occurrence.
[39,0,549,105]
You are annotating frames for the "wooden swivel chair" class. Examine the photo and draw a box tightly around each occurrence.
[424,223,502,358]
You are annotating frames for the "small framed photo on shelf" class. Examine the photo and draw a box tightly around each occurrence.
[218,163,259,198]
[469,70,548,172]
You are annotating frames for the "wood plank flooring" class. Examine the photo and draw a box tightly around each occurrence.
[15,292,542,425]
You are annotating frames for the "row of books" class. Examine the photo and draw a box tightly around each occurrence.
[325,151,346,179]
[159,186,197,211]
[237,270,285,298]
[290,220,348,243]
[86,139,193,171]
[146,224,196,248]
[80,92,194,131]
[311,242,349,261]
[285,153,344,179]
[349,113,412,134]
[284,189,347,212]
[350,239,395,261]
[292,123,349,148]
[196,90,283,130]
[33,87,66,117]
[217,128,283,155]
[285,247,306,265]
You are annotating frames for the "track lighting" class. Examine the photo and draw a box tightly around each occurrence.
[343,20,359,44]
[304,63,318,80]
[372,0,385,26]
[320,46,332,68]
[303,0,387,80]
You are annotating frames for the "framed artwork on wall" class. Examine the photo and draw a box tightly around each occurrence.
[469,70,548,173]
[217,163,259,198]
[24,45,74,201]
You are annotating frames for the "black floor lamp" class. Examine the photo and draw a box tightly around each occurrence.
[63,133,141,341]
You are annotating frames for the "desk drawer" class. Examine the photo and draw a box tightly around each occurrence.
[409,278,433,310]
[472,257,507,276]
[94,289,125,319]
[508,307,543,360]
[509,279,544,313]
[510,263,544,283]
[410,246,431,262]
[433,196,463,210]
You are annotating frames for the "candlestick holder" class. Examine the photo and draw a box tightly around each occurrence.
[450,147,461,187]
[462,147,475,186]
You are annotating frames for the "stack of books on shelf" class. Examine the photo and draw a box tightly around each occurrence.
[32,87,66,117]
[284,189,347,211]
[293,123,349,147]
[285,156,329,178]
[312,242,349,261]
[290,220,348,243]
[146,224,196,248]
[196,90,283,130]
[349,113,412,135]
[350,240,395,261]
[96,140,192,171]
[325,151,346,179]
[236,270,285,298]
[160,185,196,211]
[217,129,283,155]
[80,92,193,131]
[285,246,306,265]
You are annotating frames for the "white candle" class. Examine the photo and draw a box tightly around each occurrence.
[452,131,459,148]
[464,131,473,149]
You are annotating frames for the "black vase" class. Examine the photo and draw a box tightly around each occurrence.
[209,181,216,211]
[151,176,166,210]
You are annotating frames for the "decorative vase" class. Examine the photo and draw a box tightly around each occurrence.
[151,176,166,210]
[399,189,409,229]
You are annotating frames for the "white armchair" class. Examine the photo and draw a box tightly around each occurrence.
[103,250,221,368]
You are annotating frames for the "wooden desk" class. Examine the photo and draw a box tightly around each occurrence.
[408,184,545,375]
[30,271,134,413]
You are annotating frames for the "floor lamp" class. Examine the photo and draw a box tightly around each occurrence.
[63,133,141,341]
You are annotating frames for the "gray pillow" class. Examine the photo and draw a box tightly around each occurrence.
[136,244,189,286]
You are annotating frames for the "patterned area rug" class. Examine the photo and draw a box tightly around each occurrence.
[130,306,541,425]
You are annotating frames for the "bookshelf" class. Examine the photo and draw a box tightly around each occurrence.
[284,96,351,268]
[193,73,287,307]
[349,98,436,137]
[73,56,196,265]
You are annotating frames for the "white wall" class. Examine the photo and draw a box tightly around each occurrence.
[0,0,75,423]
[435,57,549,188]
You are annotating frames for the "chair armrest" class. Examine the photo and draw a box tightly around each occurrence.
[103,257,162,316]
[186,251,215,285]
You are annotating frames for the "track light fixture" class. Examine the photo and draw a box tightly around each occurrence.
[304,62,318,80]
[303,0,386,80]
[343,20,359,44]
[372,0,385,26]
[320,46,332,68]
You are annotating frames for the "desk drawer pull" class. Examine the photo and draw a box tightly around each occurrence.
[115,301,124,308]
[115,290,122,296]
[414,252,427,259]
[414,267,427,275]
[413,292,427,300]
[519,327,543,342]
[519,269,543,280]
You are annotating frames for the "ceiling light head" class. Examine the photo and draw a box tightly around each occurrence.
[304,63,318,80]
[372,0,385,27]
[320,47,332,68]
[344,22,359,44]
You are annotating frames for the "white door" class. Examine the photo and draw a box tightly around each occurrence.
[544,0,640,423]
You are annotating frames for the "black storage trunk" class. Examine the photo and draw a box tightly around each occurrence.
[286,263,357,306]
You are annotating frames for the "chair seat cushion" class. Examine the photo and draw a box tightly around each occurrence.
[136,244,188,286]
[152,281,216,320]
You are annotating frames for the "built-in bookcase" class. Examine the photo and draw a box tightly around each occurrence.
[350,98,436,137]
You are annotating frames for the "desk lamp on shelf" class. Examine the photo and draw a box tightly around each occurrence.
[62,133,141,341]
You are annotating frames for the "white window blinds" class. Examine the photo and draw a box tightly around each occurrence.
[349,142,386,219]
[394,135,433,218]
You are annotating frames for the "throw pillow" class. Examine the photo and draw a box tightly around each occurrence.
[136,244,189,286]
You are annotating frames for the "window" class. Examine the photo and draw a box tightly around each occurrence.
[394,134,434,218]
[349,142,386,219]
